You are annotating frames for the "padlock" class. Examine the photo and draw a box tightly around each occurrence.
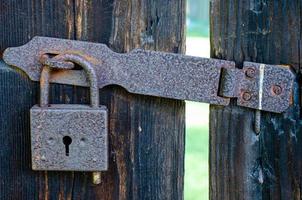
[30,54,108,172]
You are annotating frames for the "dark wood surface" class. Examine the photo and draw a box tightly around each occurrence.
[210,0,301,199]
[0,1,185,199]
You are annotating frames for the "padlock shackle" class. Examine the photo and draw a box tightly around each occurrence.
[40,54,99,108]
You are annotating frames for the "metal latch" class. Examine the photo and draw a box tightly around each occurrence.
[3,36,295,113]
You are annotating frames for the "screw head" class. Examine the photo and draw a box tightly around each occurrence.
[245,68,256,78]
[272,85,282,95]
[242,92,252,101]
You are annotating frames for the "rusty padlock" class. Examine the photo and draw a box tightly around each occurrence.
[30,54,108,178]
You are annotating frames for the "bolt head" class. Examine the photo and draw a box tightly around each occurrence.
[272,85,282,95]
[242,92,252,101]
[245,68,256,78]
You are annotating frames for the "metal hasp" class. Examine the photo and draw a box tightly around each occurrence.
[3,36,295,113]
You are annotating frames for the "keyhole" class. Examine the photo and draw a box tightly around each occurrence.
[63,136,72,156]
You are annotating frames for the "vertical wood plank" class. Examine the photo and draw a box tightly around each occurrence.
[210,0,301,199]
[73,0,186,199]
[109,0,186,53]
[0,0,75,55]
[0,1,76,199]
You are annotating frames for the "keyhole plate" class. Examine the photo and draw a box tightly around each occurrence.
[30,105,108,171]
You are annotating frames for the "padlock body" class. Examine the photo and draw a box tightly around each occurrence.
[30,104,108,171]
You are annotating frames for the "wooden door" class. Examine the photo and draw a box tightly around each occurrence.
[0,1,185,199]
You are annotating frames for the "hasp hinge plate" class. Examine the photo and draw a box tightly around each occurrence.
[3,37,295,113]
[219,62,294,113]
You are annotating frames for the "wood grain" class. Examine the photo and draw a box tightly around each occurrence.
[0,0,186,199]
[210,0,301,199]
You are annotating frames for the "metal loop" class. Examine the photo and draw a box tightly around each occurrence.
[40,53,99,108]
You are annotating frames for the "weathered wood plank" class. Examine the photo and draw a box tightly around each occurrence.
[0,1,76,199]
[210,0,301,199]
[109,0,186,53]
[75,0,113,43]
[0,0,185,199]
[0,0,75,55]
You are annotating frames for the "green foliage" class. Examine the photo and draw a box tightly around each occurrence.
[185,0,210,197]
[185,125,209,199]
[187,21,209,38]
[186,0,210,37]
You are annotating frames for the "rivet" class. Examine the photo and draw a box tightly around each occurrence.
[80,138,86,146]
[47,137,55,145]
[242,92,252,101]
[245,67,256,78]
[272,85,282,95]
[41,155,46,161]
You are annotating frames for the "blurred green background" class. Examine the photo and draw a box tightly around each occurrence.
[186,0,209,38]
[185,0,210,200]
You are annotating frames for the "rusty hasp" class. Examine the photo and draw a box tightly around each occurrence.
[3,36,295,113]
